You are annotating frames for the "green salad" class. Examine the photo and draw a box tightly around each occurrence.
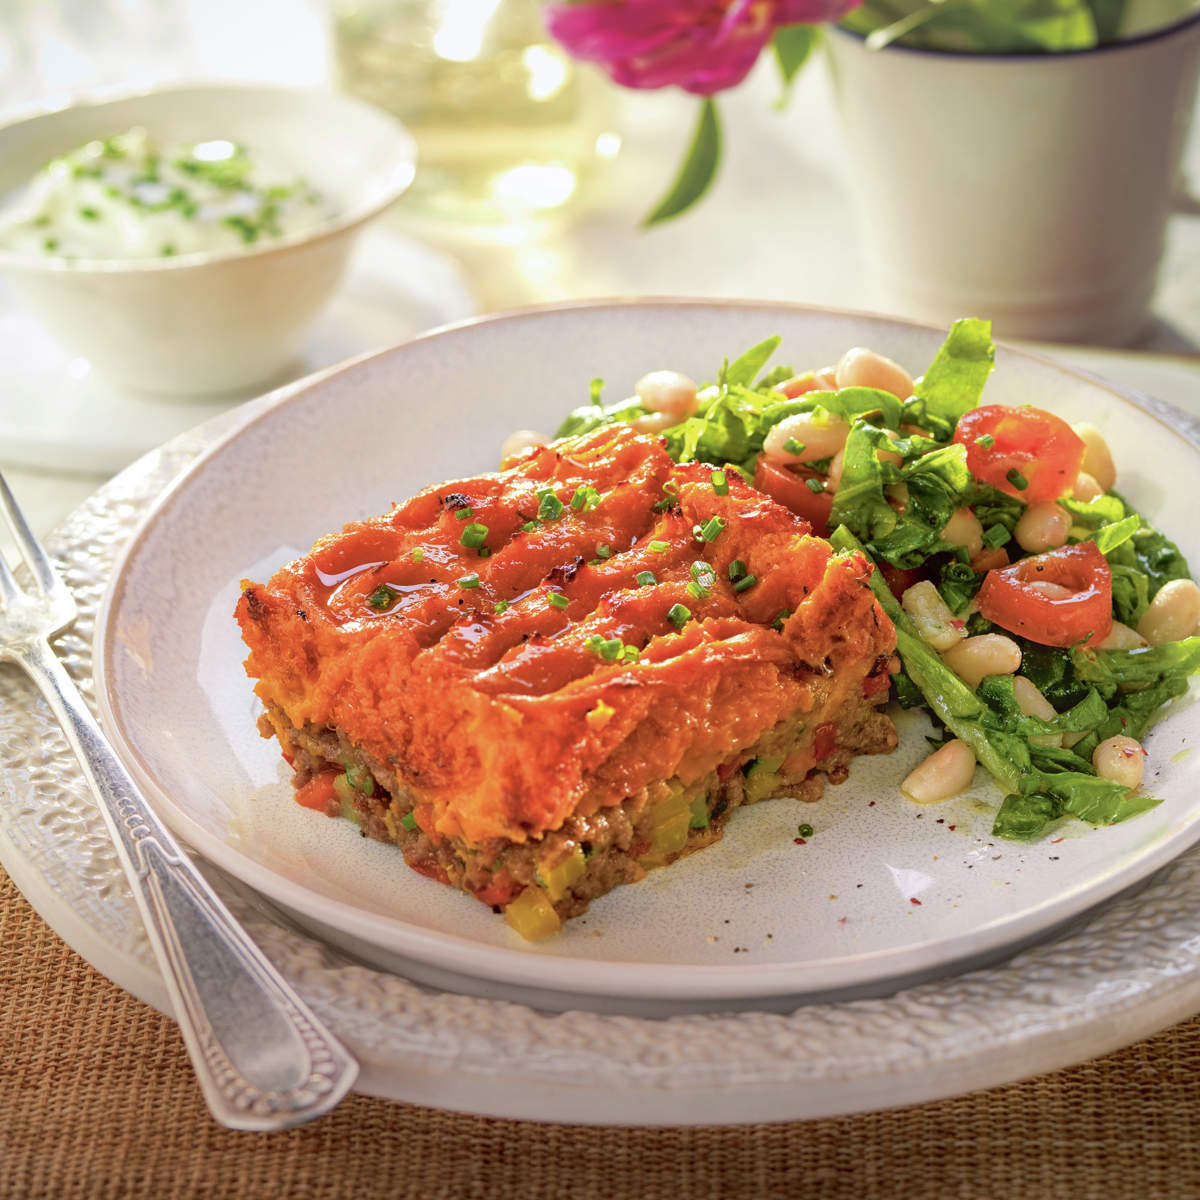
[551,319,1200,841]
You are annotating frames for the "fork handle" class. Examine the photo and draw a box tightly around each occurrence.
[19,639,358,1130]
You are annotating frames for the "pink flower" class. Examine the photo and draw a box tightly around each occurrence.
[546,0,859,96]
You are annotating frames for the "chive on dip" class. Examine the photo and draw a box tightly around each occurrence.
[0,127,334,260]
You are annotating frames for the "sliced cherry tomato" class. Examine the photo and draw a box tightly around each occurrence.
[878,561,924,600]
[954,405,1085,502]
[753,455,831,535]
[976,540,1112,647]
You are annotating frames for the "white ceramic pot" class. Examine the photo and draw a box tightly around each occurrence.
[825,15,1200,345]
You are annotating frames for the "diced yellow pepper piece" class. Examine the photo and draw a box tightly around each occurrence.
[744,756,785,805]
[640,810,692,868]
[538,845,587,902]
[504,886,562,941]
[649,787,692,828]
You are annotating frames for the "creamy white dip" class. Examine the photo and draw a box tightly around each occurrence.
[0,127,334,260]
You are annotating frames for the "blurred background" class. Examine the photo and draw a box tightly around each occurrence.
[1,0,1199,529]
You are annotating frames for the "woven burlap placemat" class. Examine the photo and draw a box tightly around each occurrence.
[3,868,1200,1200]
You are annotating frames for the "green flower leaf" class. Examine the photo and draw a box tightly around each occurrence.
[771,24,820,106]
[643,97,722,228]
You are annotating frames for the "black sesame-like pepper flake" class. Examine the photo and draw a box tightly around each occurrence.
[442,492,473,510]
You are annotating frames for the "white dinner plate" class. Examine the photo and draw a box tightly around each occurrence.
[92,300,1200,1014]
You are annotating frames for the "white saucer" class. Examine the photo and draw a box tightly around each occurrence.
[0,222,477,474]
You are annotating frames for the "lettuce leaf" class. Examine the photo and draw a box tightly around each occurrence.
[900,317,995,439]
[831,434,975,569]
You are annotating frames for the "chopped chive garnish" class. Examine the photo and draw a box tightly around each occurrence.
[698,516,725,543]
[982,523,1010,549]
[596,544,613,559]
[521,520,538,532]
[733,574,758,593]
[635,570,657,587]
[571,485,601,511]
[585,634,639,662]
[345,763,374,795]
[79,206,100,220]
[43,237,59,252]
[783,438,806,456]
[667,603,692,629]
[771,609,792,631]
[711,470,729,496]
[975,434,996,449]
[160,243,177,257]
[478,547,491,558]
[537,489,564,520]
[367,584,397,611]
[548,590,569,610]
[400,813,418,831]
[686,580,710,601]
[804,478,825,494]
[458,574,481,589]
[494,600,509,614]
[455,507,474,521]
[728,559,747,581]
[460,522,489,549]
[654,481,679,512]
[1006,467,1029,491]
[797,822,814,838]
[649,540,670,554]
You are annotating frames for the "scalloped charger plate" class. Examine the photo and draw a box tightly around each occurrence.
[92,301,1200,1015]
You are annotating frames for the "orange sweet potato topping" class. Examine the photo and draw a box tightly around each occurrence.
[236,426,895,846]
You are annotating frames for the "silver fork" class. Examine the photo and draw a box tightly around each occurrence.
[0,472,358,1129]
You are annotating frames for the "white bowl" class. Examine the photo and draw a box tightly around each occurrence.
[0,83,416,394]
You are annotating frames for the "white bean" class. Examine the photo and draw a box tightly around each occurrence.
[500,429,549,463]
[776,374,821,399]
[762,411,851,465]
[827,447,845,492]
[1092,735,1146,790]
[1073,423,1117,492]
[1137,579,1200,645]
[1096,620,1148,650]
[835,347,914,399]
[941,634,1022,688]
[941,507,984,558]
[1014,502,1071,553]
[1072,471,1104,503]
[635,369,699,419]
[901,739,977,804]
[632,410,676,435]
[1013,676,1061,747]
[901,581,967,652]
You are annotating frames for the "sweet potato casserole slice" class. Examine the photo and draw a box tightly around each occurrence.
[236,425,897,938]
